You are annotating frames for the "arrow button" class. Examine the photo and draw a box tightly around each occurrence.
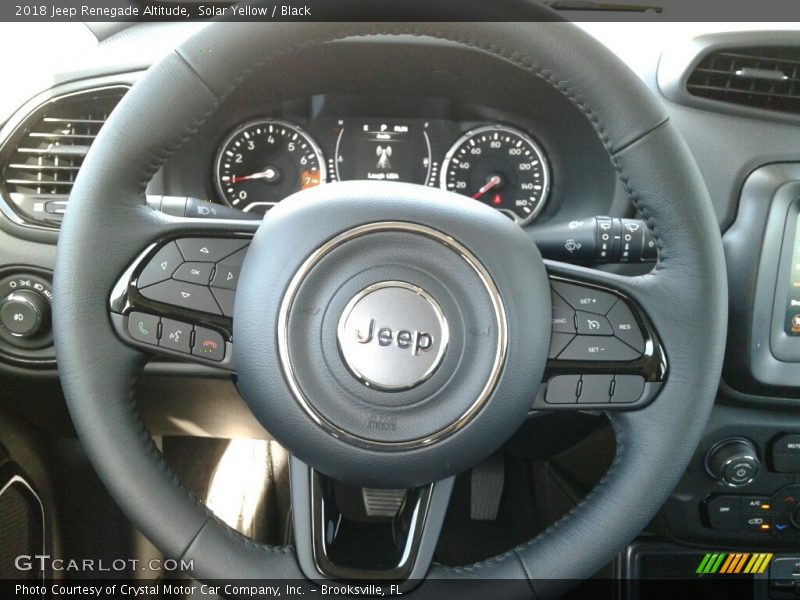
[139,280,221,315]
[137,242,183,289]
[176,238,248,262]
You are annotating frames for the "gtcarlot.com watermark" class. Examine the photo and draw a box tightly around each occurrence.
[14,554,193,573]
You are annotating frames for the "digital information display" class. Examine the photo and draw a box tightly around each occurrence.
[333,119,434,186]
[785,218,800,335]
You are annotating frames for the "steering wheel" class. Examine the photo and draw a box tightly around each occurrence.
[52,15,727,596]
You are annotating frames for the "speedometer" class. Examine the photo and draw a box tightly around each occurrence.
[440,124,550,225]
[214,119,326,215]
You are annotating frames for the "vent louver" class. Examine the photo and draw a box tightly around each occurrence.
[0,86,126,227]
[687,46,800,113]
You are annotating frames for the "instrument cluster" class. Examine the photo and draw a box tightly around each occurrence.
[214,114,550,226]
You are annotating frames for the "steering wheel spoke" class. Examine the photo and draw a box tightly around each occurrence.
[532,261,667,411]
[109,217,258,371]
[290,457,454,585]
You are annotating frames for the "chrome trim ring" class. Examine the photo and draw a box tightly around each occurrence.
[277,221,508,451]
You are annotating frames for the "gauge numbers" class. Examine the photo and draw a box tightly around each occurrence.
[441,124,550,226]
[215,119,326,215]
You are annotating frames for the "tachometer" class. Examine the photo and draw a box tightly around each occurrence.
[440,124,550,225]
[214,119,326,215]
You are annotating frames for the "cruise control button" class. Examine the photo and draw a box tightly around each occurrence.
[545,375,580,404]
[550,281,617,315]
[137,242,183,289]
[176,238,248,262]
[606,300,645,353]
[575,311,613,336]
[192,326,225,362]
[140,280,221,315]
[159,318,191,354]
[559,336,641,361]
[610,375,645,403]
[552,307,576,334]
[578,375,613,403]
[173,262,213,285]
[127,312,159,346]
[551,288,572,311]
[211,287,236,317]
[548,332,574,359]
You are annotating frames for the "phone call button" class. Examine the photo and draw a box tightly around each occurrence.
[128,312,159,346]
[192,326,225,362]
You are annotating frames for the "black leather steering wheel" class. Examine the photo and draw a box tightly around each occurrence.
[52,17,727,596]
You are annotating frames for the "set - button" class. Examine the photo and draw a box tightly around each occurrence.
[126,311,225,362]
[136,238,248,317]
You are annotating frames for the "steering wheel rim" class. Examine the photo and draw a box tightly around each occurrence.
[52,18,727,593]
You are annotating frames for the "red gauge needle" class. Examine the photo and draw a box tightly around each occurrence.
[224,167,279,184]
[472,175,502,199]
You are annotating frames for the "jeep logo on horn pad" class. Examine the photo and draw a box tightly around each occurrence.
[337,281,449,391]
[355,319,434,355]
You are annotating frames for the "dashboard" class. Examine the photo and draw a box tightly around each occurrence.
[211,106,550,225]
[154,40,622,232]
[8,23,800,577]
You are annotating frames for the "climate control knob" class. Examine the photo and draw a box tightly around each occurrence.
[705,438,760,488]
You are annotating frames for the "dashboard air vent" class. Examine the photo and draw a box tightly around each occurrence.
[0,86,127,227]
[687,46,800,113]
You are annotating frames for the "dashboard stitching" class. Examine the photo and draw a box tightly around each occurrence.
[113,26,664,569]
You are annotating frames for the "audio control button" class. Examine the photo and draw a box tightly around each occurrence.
[706,438,760,487]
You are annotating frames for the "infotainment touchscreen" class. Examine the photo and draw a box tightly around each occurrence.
[785,218,800,335]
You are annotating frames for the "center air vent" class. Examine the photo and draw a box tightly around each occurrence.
[687,46,800,114]
[0,86,127,228]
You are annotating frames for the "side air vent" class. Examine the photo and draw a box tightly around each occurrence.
[687,46,800,113]
[0,86,127,228]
